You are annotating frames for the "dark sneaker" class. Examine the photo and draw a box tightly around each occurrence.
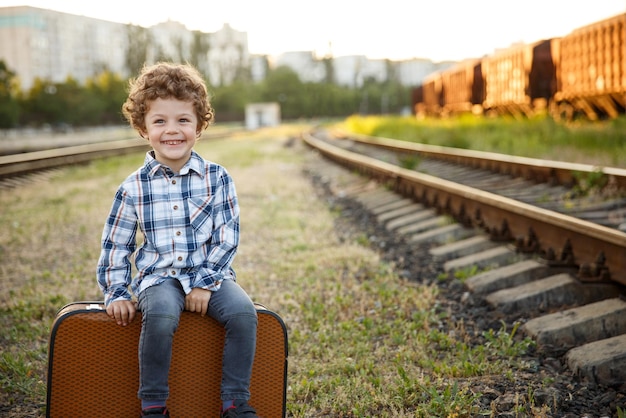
[221,403,259,418]
[140,406,170,417]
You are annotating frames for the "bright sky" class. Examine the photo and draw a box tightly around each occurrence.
[1,0,625,62]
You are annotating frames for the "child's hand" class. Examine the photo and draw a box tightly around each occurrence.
[185,288,212,316]
[106,300,137,326]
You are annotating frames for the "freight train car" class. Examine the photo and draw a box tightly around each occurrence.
[411,13,625,121]
[551,13,626,121]
[418,71,444,117]
[482,39,556,118]
[440,58,484,116]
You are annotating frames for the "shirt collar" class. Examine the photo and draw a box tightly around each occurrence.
[144,151,206,178]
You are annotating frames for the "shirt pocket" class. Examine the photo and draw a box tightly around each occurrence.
[187,196,214,242]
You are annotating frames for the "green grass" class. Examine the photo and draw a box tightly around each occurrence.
[0,123,570,417]
[343,114,626,168]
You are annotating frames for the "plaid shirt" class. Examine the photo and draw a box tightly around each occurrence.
[97,150,240,306]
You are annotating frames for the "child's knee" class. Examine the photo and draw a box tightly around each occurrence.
[225,310,258,333]
[142,311,181,335]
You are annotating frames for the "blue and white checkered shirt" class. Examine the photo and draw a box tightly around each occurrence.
[97,150,240,306]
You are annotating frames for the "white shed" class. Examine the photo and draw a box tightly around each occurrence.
[245,102,281,130]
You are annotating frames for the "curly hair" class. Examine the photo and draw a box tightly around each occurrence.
[122,62,215,135]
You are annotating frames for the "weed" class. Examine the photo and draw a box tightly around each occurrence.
[483,321,535,357]
[398,154,421,170]
[453,265,481,282]
[409,374,482,417]
[572,169,609,196]
[344,114,626,168]
[0,351,46,401]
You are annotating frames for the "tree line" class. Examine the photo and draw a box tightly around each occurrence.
[0,60,411,129]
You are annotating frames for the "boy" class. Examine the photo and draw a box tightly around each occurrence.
[97,62,259,418]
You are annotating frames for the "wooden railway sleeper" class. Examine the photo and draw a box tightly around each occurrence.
[303,131,626,287]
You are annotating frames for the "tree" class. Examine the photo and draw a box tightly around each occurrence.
[260,67,305,119]
[20,78,61,126]
[189,31,211,71]
[0,60,19,128]
[211,81,260,122]
[86,71,128,125]
[126,25,151,76]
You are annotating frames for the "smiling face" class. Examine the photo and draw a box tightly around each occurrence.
[142,97,199,173]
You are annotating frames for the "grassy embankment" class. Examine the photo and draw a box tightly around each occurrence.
[343,114,626,169]
[1,118,621,417]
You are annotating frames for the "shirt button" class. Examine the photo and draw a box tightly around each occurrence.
[171,270,176,275]
[176,231,182,236]
[172,179,177,184]
[173,205,178,210]
[177,256,183,261]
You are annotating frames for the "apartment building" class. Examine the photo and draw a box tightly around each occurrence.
[273,51,326,83]
[0,6,251,90]
[332,55,389,87]
[0,6,127,90]
[0,6,447,91]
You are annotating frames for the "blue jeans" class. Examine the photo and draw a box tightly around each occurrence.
[136,279,258,402]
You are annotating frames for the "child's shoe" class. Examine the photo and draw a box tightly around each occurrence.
[140,406,170,417]
[220,403,258,417]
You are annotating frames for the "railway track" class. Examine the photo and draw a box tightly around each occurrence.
[302,128,626,388]
[0,138,150,178]
[4,127,626,389]
[0,127,245,189]
[0,138,151,192]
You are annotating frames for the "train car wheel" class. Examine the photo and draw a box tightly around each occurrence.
[556,102,575,122]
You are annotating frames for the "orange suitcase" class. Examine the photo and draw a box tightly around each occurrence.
[46,302,288,418]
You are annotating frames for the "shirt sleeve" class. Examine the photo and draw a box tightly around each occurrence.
[191,169,240,291]
[96,187,138,306]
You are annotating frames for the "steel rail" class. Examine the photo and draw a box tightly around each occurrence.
[303,131,626,286]
[331,129,626,190]
[0,139,150,178]
[0,127,246,179]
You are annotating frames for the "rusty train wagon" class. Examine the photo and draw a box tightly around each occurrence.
[481,39,557,118]
[410,13,626,121]
[551,13,626,121]
[440,58,485,116]
[417,72,444,117]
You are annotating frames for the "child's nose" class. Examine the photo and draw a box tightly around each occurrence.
[165,122,180,133]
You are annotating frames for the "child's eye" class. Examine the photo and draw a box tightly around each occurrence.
[179,118,190,123]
